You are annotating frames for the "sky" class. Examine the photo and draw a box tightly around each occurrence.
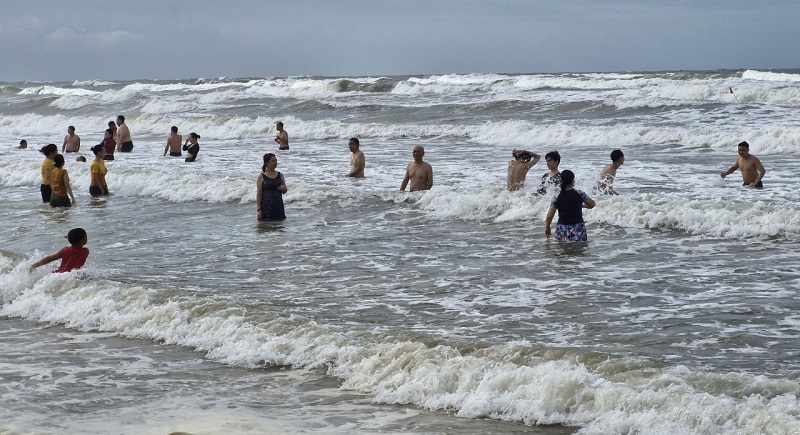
[1,0,799,81]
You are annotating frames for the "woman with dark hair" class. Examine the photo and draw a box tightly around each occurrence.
[100,128,116,161]
[544,170,595,242]
[256,153,287,221]
[89,144,109,197]
[38,143,58,202]
[49,154,76,207]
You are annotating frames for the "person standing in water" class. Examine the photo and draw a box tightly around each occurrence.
[507,149,540,191]
[62,126,81,153]
[400,145,433,191]
[594,149,624,195]
[274,121,289,150]
[256,153,287,221]
[545,170,596,242]
[116,115,133,152]
[720,141,766,188]
[39,143,58,203]
[89,144,109,197]
[49,154,77,207]
[164,126,183,157]
[536,151,562,195]
[346,138,365,178]
[183,133,200,162]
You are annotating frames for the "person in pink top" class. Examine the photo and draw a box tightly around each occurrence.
[30,228,90,273]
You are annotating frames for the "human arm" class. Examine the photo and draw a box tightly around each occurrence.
[256,174,263,219]
[720,161,739,178]
[29,249,63,271]
[63,171,76,204]
[400,165,410,191]
[278,173,288,193]
[164,140,169,156]
[544,206,556,238]
[751,157,766,186]
[581,191,596,209]
[62,137,67,152]
[76,136,80,151]
[425,164,434,190]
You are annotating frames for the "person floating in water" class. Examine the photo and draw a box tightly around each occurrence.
[545,170,596,242]
[720,141,766,188]
[507,149,540,192]
[30,228,90,273]
[594,149,624,195]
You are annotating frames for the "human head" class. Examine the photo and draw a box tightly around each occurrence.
[53,153,65,168]
[276,121,284,130]
[611,149,624,164]
[560,169,575,191]
[116,115,125,126]
[76,156,87,162]
[348,137,359,152]
[39,143,58,156]
[412,145,425,162]
[189,132,200,141]
[737,141,750,157]
[18,139,27,149]
[262,153,277,172]
[67,126,75,134]
[171,126,178,133]
[91,144,105,156]
[108,120,116,129]
[67,228,87,247]
[545,151,560,170]
[104,128,113,140]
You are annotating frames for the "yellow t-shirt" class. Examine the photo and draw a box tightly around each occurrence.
[90,160,107,187]
[41,158,54,185]
[51,167,67,197]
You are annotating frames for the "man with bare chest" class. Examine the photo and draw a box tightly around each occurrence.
[62,126,81,153]
[400,145,433,191]
[116,115,133,152]
[720,141,766,188]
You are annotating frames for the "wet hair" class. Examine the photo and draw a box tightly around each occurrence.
[738,141,749,149]
[116,115,125,123]
[108,121,116,128]
[76,156,86,162]
[171,126,178,133]
[611,149,624,162]
[349,137,359,146]
[68,126,75,132]
[19,139,27,146]
[67,228,87,246]
[545,151,560,162]
[39,143,58,156]
[189,132,200,139]
[53,154,65,168]
[276,121,283,129]
[91,144,104,155]
[560,170,575,191]
[105,128,114,137]
[262,153,276,172]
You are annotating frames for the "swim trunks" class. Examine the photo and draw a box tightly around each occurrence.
[50,194,71,208]
[120,141,134,152]
[554,223,588,242]
[40,184,52,203]
[89,186,106,197]
[743,181,763,189]
[169,151,182,157]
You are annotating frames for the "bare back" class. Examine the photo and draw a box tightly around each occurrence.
[507,160,535,191]
[166,134,183,154]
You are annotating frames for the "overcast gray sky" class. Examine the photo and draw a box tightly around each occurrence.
[1,1,798,81]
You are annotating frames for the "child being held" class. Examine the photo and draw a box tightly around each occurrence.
[30,228,90,273]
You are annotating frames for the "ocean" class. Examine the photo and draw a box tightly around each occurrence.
[1,70,800,434]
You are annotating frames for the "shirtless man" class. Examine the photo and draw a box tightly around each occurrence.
[720,141,766,188]
[595,149,624,195]
[115,115,133,152]
[163,126,183,156]
[274,121,289,150]
[507,149,540,191]
[346,138,365,178]
[62,126,81,153]
[400,145,433,191]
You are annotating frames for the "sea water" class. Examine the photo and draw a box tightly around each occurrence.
[1,70,800,434]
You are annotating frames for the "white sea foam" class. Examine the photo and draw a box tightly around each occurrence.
[1,264,798,434]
